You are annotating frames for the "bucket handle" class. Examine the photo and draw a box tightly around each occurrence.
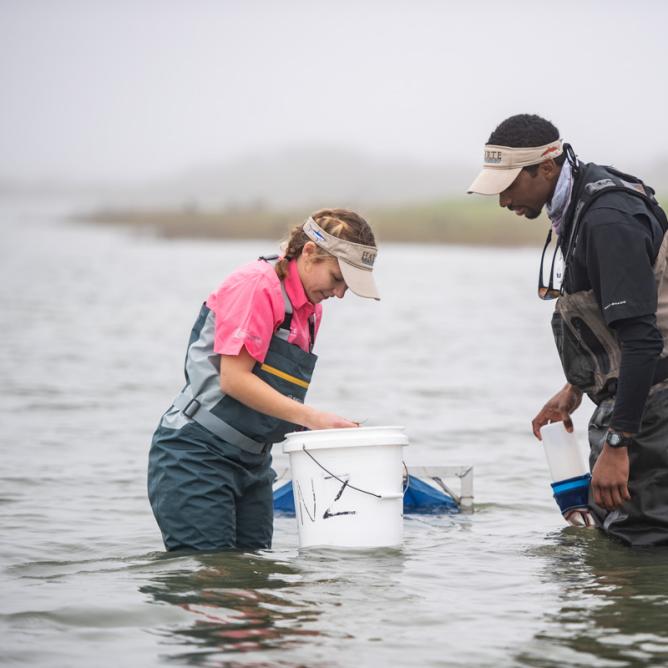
[300,445,403,500]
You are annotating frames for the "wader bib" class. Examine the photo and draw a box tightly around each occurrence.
[550,164,668,546]
[148,257,318,551]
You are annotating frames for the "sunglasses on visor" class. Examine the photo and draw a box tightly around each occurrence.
[538,229,564,300]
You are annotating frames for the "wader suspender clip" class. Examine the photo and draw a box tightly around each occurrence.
[172,393,271,455]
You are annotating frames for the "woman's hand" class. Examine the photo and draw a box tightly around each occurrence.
[531,383,583,439]
[302,408,359,430]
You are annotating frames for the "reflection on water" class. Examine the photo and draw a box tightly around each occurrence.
[520,531,668,667]
[140,547,407,666]
[141,552,316,663]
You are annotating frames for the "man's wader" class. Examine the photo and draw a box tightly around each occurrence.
[148,258,317,551]
[551,164,668,546]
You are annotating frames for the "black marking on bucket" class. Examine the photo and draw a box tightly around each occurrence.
[323,509,356,519]
[323,477,357,520]
[296,479,316,524]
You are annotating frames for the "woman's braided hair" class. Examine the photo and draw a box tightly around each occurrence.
[275,208,376,280]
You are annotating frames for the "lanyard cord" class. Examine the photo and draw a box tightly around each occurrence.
[301,446,382,498]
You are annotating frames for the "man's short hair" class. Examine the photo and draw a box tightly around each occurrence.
[488,114,566,171]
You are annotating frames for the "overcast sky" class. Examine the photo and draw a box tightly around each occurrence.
[2,0,667,184]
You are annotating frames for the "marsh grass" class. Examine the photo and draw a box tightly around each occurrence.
[81,193,667,247]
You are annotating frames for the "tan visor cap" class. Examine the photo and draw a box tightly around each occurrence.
[302,217,380,300]
[467,140,563,195]
[338,258,380,300]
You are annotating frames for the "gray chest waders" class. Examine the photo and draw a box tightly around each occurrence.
[170,257,318,454]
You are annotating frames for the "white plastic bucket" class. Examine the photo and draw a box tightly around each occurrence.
[282,426,409,549]
[540,422,588,482]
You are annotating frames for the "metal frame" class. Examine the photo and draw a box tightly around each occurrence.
[405,466,474,512]
[273,465,475,512]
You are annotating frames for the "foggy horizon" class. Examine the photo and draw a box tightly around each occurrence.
[2,1,668,187]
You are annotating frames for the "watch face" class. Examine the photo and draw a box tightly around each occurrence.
[608,432,622,447]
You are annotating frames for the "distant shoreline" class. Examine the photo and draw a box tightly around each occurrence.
[77,198,557,247]
[78,191,668,247]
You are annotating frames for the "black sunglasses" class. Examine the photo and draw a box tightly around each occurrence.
[538,229,563,300]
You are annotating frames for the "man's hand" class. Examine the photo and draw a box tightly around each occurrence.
[564,508,595,527]
[532,383,583,439]
[591,444,631,510]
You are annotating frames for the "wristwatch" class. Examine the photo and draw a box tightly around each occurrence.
[605,429,634,449]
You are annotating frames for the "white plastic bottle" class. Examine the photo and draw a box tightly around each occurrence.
[540,422,594,527]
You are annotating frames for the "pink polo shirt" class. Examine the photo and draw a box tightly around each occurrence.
[206,258,322,363]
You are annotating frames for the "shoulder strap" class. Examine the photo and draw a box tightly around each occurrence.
[258,254,293,340]
[259,254,315,351]
[275,282,293,342]
[562,168,668,290]
[575,169,667,232]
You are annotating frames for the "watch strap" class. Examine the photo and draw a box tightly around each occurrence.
[605,429,634,449]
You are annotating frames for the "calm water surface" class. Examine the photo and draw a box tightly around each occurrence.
[2,201,668,667]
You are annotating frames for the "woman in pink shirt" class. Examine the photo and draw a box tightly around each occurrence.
[148,209,380,551]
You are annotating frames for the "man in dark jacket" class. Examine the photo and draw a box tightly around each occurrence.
[468,113,668,546]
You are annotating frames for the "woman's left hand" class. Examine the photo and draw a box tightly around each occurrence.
[303,408,359,431]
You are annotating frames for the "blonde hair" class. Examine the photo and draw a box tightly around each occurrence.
[275,209,376,280]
